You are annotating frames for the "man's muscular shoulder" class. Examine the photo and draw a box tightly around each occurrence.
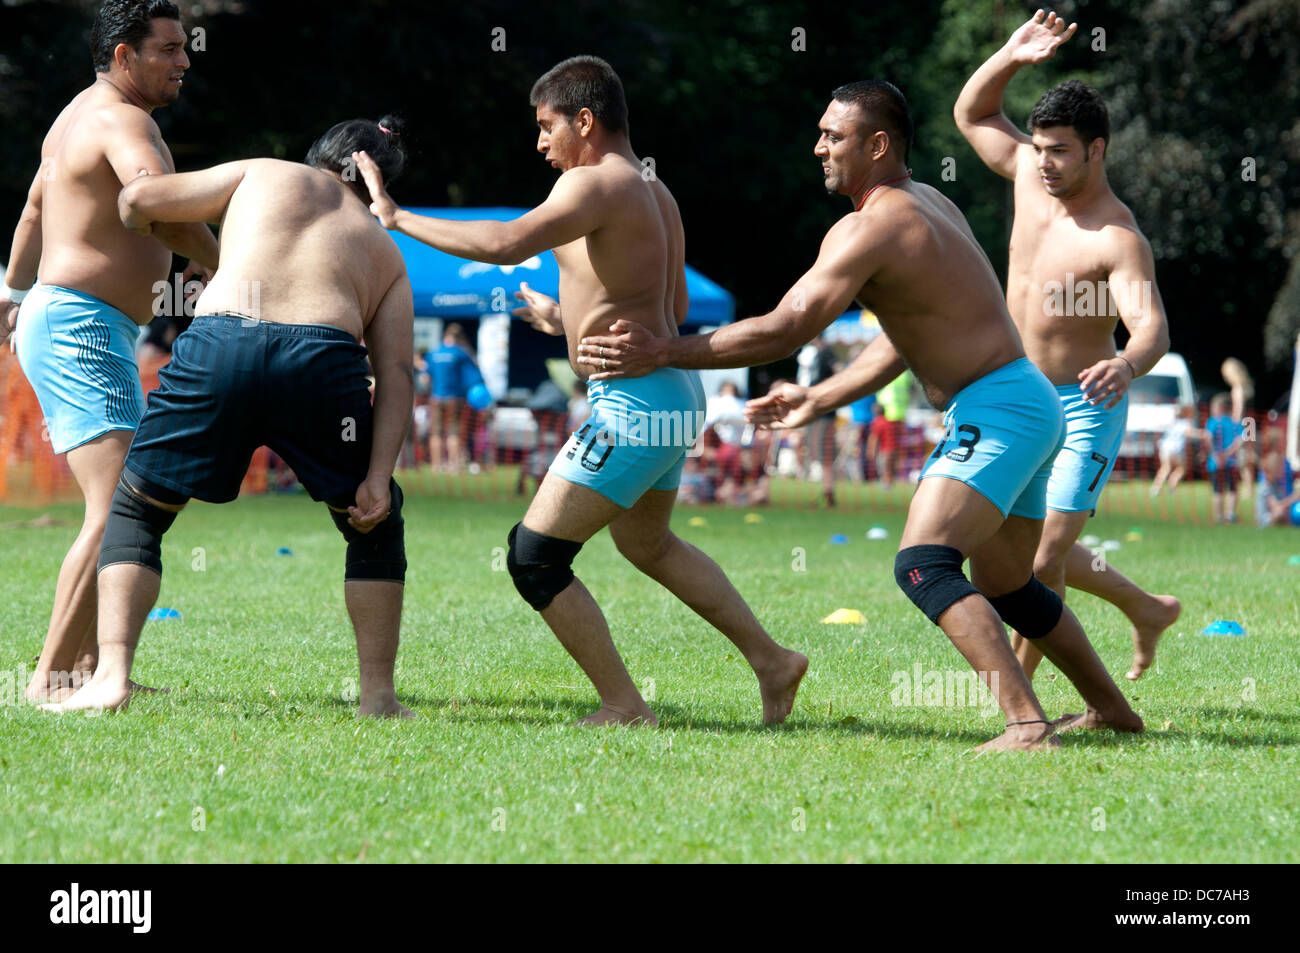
[93,100,160,136]
[1093,201,1150,265]
[556,163,609,194]
[92,102,166,160]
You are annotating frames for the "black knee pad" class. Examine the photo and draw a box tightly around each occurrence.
[98,478,181,576]
[507,522,582,611]
[327,480,406,583]
[894,544,979,624]
[988,576,1063,639]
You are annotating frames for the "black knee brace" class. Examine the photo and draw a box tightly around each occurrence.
[894,544,979,624]
[507,522,582,611]
[98,477,181,576]
[327,480,406,583]
[988,576,1063,639]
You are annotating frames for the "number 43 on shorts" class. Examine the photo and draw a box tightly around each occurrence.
[930,423,982,463]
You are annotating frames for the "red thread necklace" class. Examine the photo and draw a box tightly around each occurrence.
[856,170,912,211]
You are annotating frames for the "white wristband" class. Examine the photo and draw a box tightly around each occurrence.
[3,284,30,305]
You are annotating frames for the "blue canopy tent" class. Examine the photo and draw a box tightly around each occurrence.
[392,207,734,395]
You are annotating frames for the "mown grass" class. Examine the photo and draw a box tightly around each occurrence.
[2,474,1296,862]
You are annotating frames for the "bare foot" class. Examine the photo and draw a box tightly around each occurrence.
[359,697,415,718]
[24,670,90,704]
[1127,594,1181,680]
[575,704,658,727]
[24,674,163,704]
[1054,706,1144,733]
[974,721,1061,753]
[26,683,78,704]
[39,679,131,713]
[756,650,809,724]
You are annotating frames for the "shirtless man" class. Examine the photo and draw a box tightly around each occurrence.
[955,9,1180,683]
[44,117,414,716]
[356,56,807,726]
[1,0,219,702]
[579,80,1143,750]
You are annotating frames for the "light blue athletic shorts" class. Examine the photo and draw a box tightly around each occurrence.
[14,284,145,454]
[1045,386,1128,513]
[920,357,1066,520]
[549,367,706,508]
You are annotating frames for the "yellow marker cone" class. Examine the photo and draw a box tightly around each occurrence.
[688,516,708,527]
[744,512,764,524]
[822,608,865,624]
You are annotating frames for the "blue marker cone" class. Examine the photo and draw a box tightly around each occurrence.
[1200,620,1245,637]
[276,547,293,556]
[830,534,849,544]
[148,607,181,621]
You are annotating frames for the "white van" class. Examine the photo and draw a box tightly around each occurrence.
[1118,351,1197,465]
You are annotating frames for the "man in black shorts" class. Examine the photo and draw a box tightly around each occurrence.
[44,116,415,716]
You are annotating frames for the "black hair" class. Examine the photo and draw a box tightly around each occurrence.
[305,115,407,204]
[1028,80,1109,155]
[529,55,629,135]
[831,80,914,163]
[91,0,181,73]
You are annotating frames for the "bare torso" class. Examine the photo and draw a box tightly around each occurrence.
[195,160,405,340]
[552,154,683,379]
[38,83,176,324]
[854,182,1026,408]
[1006,156,1144,384]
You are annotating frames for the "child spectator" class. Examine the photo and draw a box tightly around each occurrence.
[428,323,480,472]
[1255,450,1300,527]
[1204,393,1244,523]
[1221,357,1255,497]
[706,380,748,447]
[1151,403,1198,497]
[718,439,771,507]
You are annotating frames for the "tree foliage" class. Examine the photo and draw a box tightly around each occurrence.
[1,0,1293,397]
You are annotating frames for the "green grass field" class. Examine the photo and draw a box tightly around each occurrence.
[2,473,1298,863]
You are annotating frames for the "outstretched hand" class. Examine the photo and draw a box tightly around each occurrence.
[512,282,564,335]
[1006,9,1077,64]
[349,474,392,534]
[352,150,400,229]
[576,320,663,380]
[745,382,819,430]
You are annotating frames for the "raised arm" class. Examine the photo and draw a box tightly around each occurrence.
[577,214,880,377]
[953,9,1076,179]
[349,270,415,532]
[1077,229,1171,408]
[1,162,47,344]
[354,150,603,264]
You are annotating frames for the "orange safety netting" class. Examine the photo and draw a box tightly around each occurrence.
[0,347,73,504]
